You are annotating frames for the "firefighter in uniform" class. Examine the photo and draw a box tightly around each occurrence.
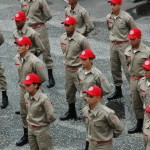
[23,73,56,150]
[15,36,47,146]
[106,0,137,100]
[65,0,94,36]
[21,0,55,88]
[82,86,124,150]
[60,16,90,120]
[78,49,111,150]
[125,28,150,134]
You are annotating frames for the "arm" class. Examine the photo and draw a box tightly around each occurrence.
[34,62,47,83]
[33,32,45,56]
[127,16,137,30]
[43,99,56,123]
[82,11,94,35]
[81,37,90,50]
[107,113,124,138]
[96,74,111,96]
[40,0,52,21]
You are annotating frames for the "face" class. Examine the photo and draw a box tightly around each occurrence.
[110,3,121,14]
[64,24,75,36]
[86,94,100,107]
[144,69,150,79]
[129,38,140,48]
[81,58,92,68]
[25,84,38,95]
[68,0,77,5]
[15,20,25,29]
[17,44,29,56]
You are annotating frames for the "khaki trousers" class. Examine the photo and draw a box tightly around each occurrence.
[89,140,113,150]
[28,125,53,150]
[34,25,53,69]
[0,63,7,91]
[110,42,130,86]
[20,86,28,128]
[65,69,80,104]
[130,78,144,119]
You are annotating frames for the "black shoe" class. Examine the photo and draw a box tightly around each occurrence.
[1,93,8,109]
[107,86,123,101]
[60,103,77,121]
[47,69,55,88]
[16,127,28,146]
[60,111,77,121]
[47,78,55,88]
[16,136,28,146]
[15,111,20,115]
[85,141,89,150]
[128,119,143,134]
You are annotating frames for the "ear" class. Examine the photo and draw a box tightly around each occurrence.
[26,45,30,50]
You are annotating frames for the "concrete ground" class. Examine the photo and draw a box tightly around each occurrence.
[0,0,150,149]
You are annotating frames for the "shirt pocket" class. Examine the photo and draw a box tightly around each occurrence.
[94,120,107,133]
[30,105,43,117]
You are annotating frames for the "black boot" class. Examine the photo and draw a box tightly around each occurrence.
[128,119,143,134]
[60,103,77,121]
[107,86,123,101]
[1,90,9,109]
[16,127,28,146]
[47,69,55,88]
[85,141,89,150]
[15,111,20,115]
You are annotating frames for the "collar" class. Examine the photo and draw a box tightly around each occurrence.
[82,65,95,74]
[88,102,101,117]
[111,10,123,19]
[65,30,78,42]
[18,51,31,61]
[70,3,79,13]
[19,24,28,34]
[32,89,42,101]
[129,42,145,53]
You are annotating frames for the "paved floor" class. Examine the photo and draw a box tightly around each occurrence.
[0,0,150,149]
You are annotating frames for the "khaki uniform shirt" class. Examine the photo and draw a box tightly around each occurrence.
[15,51,47,86]
[138,77,150,109]
[124,43,150,77]
[0,31,4,46]
[13,24,45,55]
[60,31,90,67]
[25,89,56,126]
[82,103,124,142]
[106,10,136,41]
[21,0,52,26]
[65,3,94,35]
[77,66,111,101]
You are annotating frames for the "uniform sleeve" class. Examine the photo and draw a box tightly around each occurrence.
[0,31,4,46]
[107,113,124,138]
[43,99,56,123]
[40,0,52,21]
[96,74,111,96]
[81,11,94,35]
[127,16,137,29]
[33,32,45,56]
[81,37,90,50]
[34,62,47,83]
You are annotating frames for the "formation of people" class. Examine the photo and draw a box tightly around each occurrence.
[0,0,150,149]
